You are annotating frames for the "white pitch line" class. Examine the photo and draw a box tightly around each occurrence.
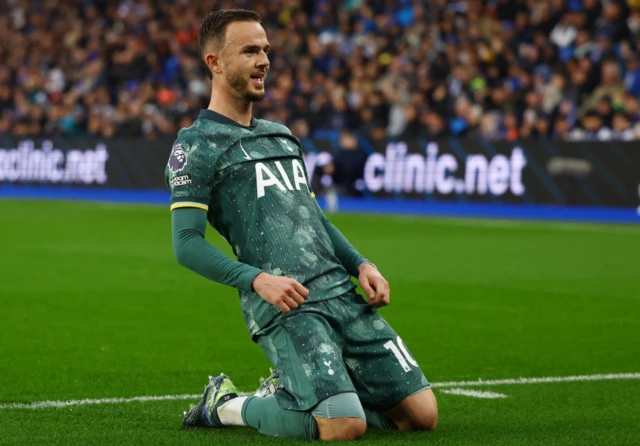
[430,372,640,388]
[0,394,202,410]
[441,388,508,399]
[1,372,639,410]
[0,392,254,410]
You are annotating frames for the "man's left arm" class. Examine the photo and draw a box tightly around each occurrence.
[295,138,390,306]
[312,199,390,307]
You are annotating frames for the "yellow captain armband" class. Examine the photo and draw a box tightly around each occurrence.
[170,202,209,212]
[311,193,316,199]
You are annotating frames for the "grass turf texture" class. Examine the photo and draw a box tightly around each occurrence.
[1,199,639,445]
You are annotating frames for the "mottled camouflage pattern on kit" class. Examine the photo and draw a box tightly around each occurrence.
[256,293,430,411]
[165,115,356,337]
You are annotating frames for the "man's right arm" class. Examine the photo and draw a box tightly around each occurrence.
[166,132,260,290]
[165,131,308,310]
[172,207,262,291]
[172,209,308,311]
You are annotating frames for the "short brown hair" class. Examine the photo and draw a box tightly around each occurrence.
[198,9,262,79]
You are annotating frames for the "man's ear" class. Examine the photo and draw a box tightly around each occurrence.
[206,52,223,76]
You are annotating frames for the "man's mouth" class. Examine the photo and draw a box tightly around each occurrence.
[250,74,265,86]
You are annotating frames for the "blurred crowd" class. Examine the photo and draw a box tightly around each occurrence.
[2,0,640,142]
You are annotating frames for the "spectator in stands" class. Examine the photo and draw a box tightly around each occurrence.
[579,59,626,118]
[479,112,502,141]
[570,110,612,140]
[623,55,640,97]
[421,109,449,140]
[624,92,640,121]
[332,130,368,197]
[611,111,634,139]
[553,115,572,139]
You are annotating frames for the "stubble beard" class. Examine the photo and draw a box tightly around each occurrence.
[226,69,266,102]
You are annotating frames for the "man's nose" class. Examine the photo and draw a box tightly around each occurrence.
[257,52,269,68]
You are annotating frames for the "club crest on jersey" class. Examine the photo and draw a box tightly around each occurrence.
[316,357,339,381]
[169,144,187,173]
[278,138,296,152]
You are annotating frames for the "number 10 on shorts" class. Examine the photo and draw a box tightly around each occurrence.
[384,336,419,372]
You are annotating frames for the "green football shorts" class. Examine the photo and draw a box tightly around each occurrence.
[255,291,430,412]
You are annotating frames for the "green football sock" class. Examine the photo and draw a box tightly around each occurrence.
[241,396,318,440]
[364,408,398,430]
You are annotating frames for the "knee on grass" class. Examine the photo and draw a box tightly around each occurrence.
[316,417,367,441]
[312,392,367,441]
[406,405,438,431]
[390,389,438,431]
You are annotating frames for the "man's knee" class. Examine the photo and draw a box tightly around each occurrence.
[312,392,367,440]
[411,403,438,431]
[413,389,438,430]
[387,388,438,431]
[316,417,367,441]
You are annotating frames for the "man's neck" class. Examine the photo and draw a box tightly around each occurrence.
[207,89,253,127]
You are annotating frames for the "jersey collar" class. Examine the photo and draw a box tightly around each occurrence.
[198,109,258,129]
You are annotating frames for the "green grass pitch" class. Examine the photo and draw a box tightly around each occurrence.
[1,199,639,445]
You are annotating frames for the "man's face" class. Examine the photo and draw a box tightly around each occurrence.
[219,21,270,102]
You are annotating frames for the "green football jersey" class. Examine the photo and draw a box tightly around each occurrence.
[165,110,357,336]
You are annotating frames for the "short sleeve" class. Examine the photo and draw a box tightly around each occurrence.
[165,131,216,211]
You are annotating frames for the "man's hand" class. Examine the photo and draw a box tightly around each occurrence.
[252,273,309,313]
[358,263,390,308]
